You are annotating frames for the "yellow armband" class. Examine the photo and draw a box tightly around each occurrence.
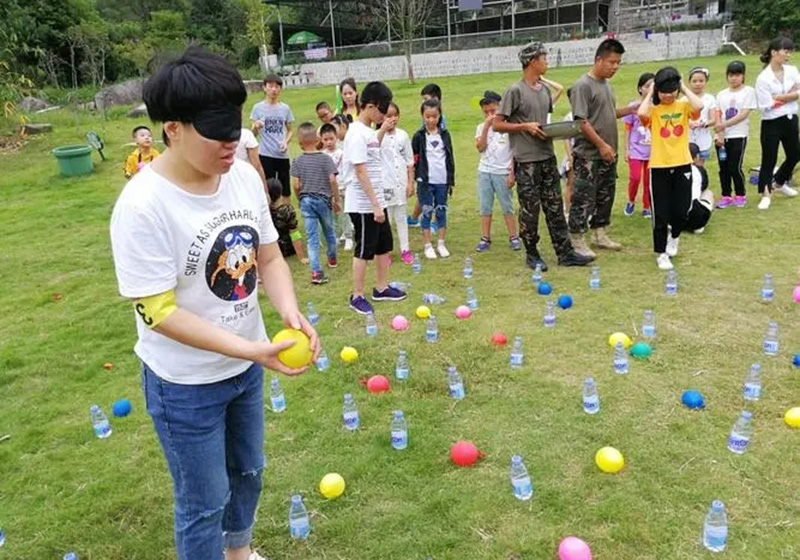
[290,230,303,241]
[133,290,178,329]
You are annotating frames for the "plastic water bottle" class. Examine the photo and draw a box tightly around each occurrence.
[395,350,410,380]
[583,378,600,414]
[760,273,775,302]
[412,253,422,275]
[531,262,543,286]
[63,554,78,560]
[466,286,479,310]
[269,377,286,413]
[288,494,310,540]
[762,320,779,356]
[389,281,411,291]
[613,341,629,374]
[509,455,533,501]
[0,529,5,547]
[342,393,359,431]
[718,146,727,162]
[703,500,728,552]
[743,363,762,401]
[727,411,753,454]
[306,302,319,326]
[315,348,330,372]
[90,405,112,439]
[665,269,678,296]
[365,312,378,337]
[390,410,408,450]
[463,257,474,279]
[422,293,446,304]
[426,316,438,343]
[642,309,656,341]
[589,266,601,290]
[543,300,556,328]
[447,366,466,400]
[510,336,524,368]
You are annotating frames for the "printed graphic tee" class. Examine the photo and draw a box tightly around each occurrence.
[643,98,699,168]
[250,101,294,159]
[715,86,758,139]
[110,160,278,385]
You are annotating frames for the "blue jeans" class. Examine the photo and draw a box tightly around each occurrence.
[300,196,337,273]
[143,362,265,560]
[417,183,449,230]
[477,172,514,216]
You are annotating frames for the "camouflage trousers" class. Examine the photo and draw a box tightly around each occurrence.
[568,155,617,234]
[515,157,571,258]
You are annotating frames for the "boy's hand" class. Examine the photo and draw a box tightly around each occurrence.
[248,339,308,376]
[279,140,288,153]
[283,310,320,362]
[253,120,265,131]
[506,174,516,188]
[406,185,415,199]
[380,116,398,131]
[372,202,385,223]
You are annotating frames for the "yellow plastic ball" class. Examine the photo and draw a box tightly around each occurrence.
[319,472,346,499]
[272,329,312,369]
[784,407,800,429]
[416,305,431,319]
[595,446,625,474]
[608,332,633,350]
[340,346,359,363]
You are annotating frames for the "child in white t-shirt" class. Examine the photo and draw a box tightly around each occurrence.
[687,67,717,161]
[321,121,352,250]
[380,102,415,264]
[474,91,520,252]
[233,127,267,189]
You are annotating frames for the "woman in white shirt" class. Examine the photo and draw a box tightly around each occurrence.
[755,37,800,210]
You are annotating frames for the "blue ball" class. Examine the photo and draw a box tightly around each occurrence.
[112,399,132,417]
[793,354,800,368]
[557,294,573,309]
[680,390,705,410]
[537,282,552,296]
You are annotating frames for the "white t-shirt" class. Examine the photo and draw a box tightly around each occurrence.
[426,132,447,184]
[234,128,259,162]
[689,93,716,152]
[342,120,386,212]
[475,122,512,175]
[323,147,344,194]
[716,86,758,139]
[755,64,800,121]
[381,128,414,206]
[109,160,278,385]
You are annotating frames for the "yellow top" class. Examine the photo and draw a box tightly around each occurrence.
[123,147,160,178]
[643,99,699,168]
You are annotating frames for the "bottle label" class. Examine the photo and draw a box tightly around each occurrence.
[467,299,479,311]
[289,518,310,539]
[94,423,111,438]
[544,316,555,328]
[316,357,329,371]
[727,433,749,454]
[761,289,774,301]
[391,430,408,449]
[666,284,677,295]
[614,360,629,374]
[366,325,378,337]
[510,353,523,367]
[532,273,542,285]
[271,396,286,412]
[396,367,409,380]
[704,527,728,550]
[743,383,761,400]
[642,325,656,338]
[762,340,778,355]
[590,279,600,290]
[583,398,599,413]
[426,330,438,343]
[412,264,421,274]
[463,269,473,279]
[343,412,359,431]
[449,383,465,400]
[308,314,319,326]
[512,478,533,500]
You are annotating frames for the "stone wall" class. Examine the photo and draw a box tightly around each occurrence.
[292,29,721,87]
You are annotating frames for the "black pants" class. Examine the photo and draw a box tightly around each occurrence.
[758,115,800,194]
[716,137,747,197]
[259,155,291,197]
[650,165,692,254]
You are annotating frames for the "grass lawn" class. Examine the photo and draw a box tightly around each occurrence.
[1,54,799,560]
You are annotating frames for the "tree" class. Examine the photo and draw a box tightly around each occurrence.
[733,0,800,44]
[237,0,275,70]
[383,0,438,83]
[78,20,111,87]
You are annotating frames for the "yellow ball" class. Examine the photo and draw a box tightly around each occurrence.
[608,332,633,350]
[319,472,345,499]
[784,407,800,429]
[416,305,431,319]
[340,346,359,363]
[595,446,625,474]
[272,329,312,369]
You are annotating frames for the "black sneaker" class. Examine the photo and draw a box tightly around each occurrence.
[372,286,408,302]
[525,252,548,272]
[558,250,594,266]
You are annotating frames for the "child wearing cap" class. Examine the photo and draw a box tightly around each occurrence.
[637,66,704,270]
[251,74,295,204]
[474,90,520,252]
[123,125,160,178]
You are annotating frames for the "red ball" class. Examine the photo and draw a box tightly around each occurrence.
[450,440,480,466]
[491,332,508,346]
[366,375,390,394]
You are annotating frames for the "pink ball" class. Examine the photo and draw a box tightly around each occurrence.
[455,305,472,319]
[793,284,800,304]
[391,315,410,331]
[558,537,592,560]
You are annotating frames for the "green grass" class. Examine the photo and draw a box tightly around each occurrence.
[1,54,799,560]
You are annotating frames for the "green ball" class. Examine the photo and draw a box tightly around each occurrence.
[630,342,653,359]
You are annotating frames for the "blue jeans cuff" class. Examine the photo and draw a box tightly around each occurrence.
[224,525,253,550]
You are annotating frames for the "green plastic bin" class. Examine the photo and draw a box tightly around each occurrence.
[52,145,94,177]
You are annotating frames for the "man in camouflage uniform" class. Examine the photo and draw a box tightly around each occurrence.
[494,41,593,270]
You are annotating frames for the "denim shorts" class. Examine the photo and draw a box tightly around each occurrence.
[477,171,514,216]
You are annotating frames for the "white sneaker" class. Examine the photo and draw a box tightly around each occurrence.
[423,243,437,259]
[247,552,270,560]
[344,238,354,251]
[694,227,705,234]
[758,196,771,210]
[657,253,673,270]
[773,184,798,197]
[436,241,450,258]
[666,235,679,257]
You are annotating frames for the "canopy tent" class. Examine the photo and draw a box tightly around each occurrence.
[286,30,324,45]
